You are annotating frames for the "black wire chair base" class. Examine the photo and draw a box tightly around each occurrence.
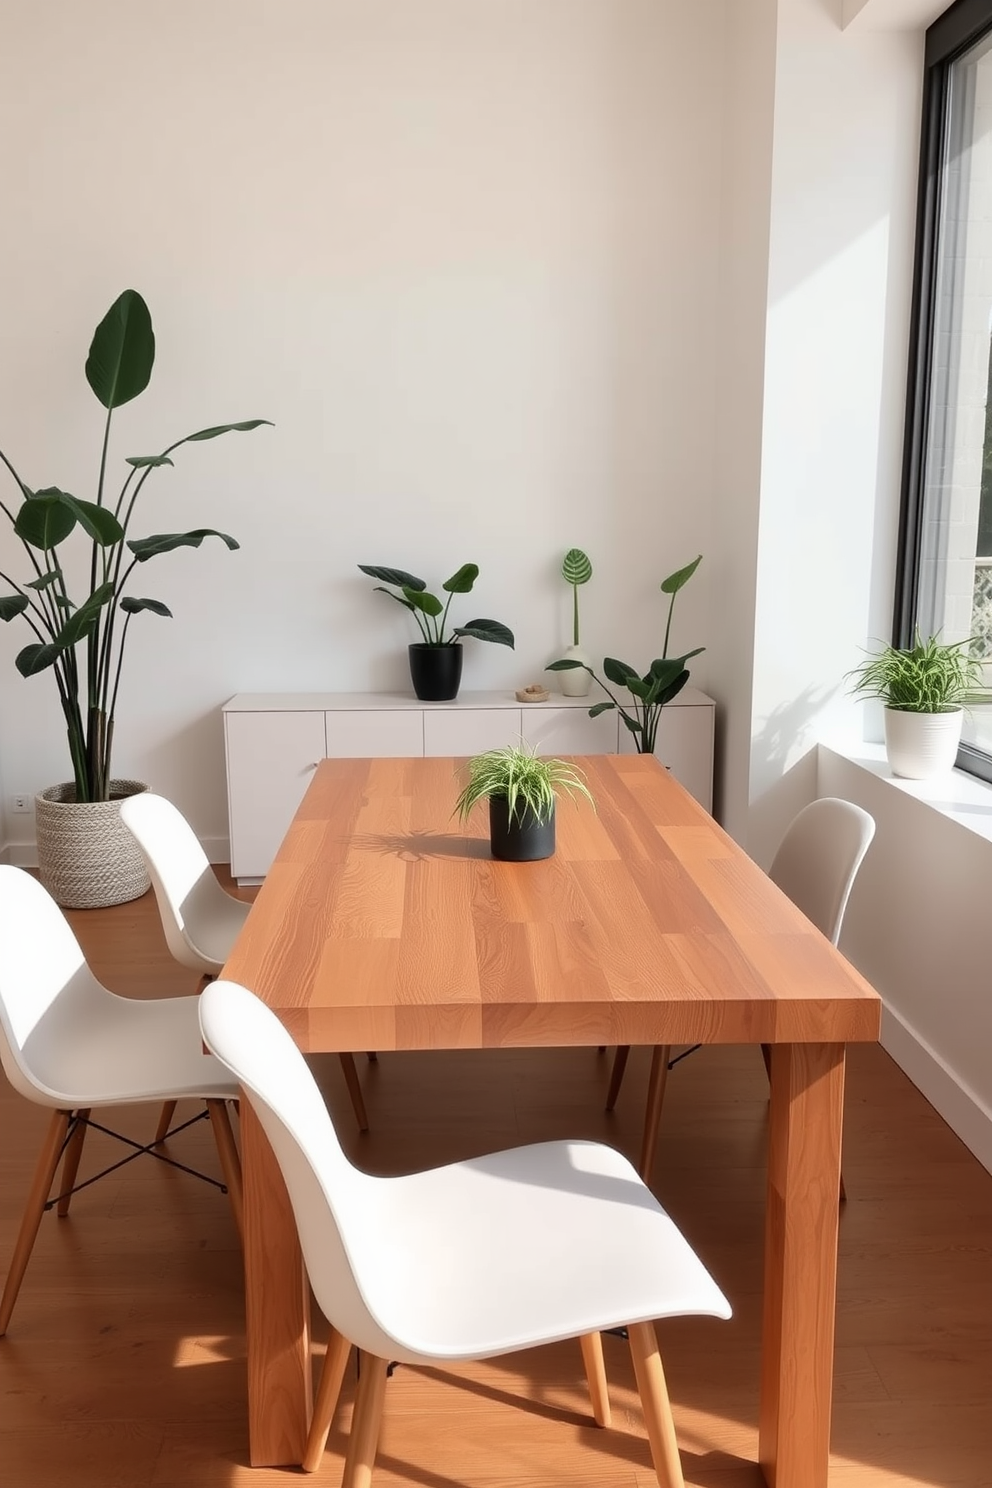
[667,1043,702,1070]
[45,1108,228,1211]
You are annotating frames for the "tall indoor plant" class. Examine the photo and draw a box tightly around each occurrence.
[0,289,270,905]
[547,554,703,754]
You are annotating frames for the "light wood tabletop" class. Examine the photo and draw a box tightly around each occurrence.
[222,754,882,1488]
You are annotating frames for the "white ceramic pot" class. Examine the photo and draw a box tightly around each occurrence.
[883,707,963,780]
[35,779,151,908]
[557,644,593,697]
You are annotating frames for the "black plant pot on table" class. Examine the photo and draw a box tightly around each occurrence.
[488,797,556,862]
[409,642,463,702]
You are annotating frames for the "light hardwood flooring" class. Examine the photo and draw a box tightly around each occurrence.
[0,875,990,1488]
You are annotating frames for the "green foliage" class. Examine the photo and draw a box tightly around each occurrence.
[561,547,592,645]
[0,289,271,801]
[454,743,594,827]
[358,563,514,648]
[547,555,703,753]
[846,630,987,713]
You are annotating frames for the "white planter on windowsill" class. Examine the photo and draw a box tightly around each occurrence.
[883,706,963,779]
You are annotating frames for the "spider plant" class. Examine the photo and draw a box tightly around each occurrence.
[846,630,986,712]
[455,744,593,826]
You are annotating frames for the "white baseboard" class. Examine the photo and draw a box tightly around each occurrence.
[880,1001,992,1176]
[0,836,230,869]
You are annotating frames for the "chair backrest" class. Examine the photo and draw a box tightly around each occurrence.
[0,866,109,1106]
[120,793,243,974]
[768,797,875,946]
[198,980,399,1359]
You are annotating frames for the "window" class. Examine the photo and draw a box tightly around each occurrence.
[898,0,992,779]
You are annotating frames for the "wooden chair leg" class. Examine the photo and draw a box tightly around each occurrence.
[366,1052,378,1063]
[0,1109,71,1336]
[56,1108,91,1217]
[579,1332,611,1427]
[605,1045,631,1112]
[206,1100,243,1243]
[303,1327,353,1472]
[339,1053,369,1133]
[628,1319,684,1488]
[342,1352,389,1488]
[154,1100,178,1145]
[638,1046,671,1181]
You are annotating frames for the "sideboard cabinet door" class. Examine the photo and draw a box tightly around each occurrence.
[225,711,325,881]
[324,710,424,757]
[520,705,619,755]
[423,708,524,757]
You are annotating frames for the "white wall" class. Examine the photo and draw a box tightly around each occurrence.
[745,0,925,861]
[0,0,723,856]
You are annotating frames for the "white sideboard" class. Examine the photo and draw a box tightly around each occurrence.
[223,688,716,882]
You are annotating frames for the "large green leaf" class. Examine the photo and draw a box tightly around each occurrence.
[403,587,444,617]
[442,563,478,594]
[546,658,583,671]
[14,491,76,549]
[358,564,427,591]
[453,619,515,648]
[603,656,640,688]
[0,594,29,621]
[126,454,174,469]
[128,529,239,561]
[184,419,273,442]
[85,289,155,410]
[660,554,702,595]
[588,701,614,717]
[60,496,123,545]
[620,713,643,735]
[120,596,173,618]
[52,582,114,648]
[24,572,60,591]
[15,641,62,676]
[561,548,592,586]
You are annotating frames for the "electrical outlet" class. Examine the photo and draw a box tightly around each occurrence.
[10,794,31,814]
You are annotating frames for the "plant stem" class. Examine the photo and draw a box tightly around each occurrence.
[573,583,579,647]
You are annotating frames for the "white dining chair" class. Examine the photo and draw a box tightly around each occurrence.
[607,796,876,1180]
[0,865,243,1336]
[199,978,731,1488]
[120,792,370,1138]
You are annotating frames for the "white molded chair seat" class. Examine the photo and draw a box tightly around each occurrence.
[607,797,876,1180]
[200,980,731,1487]
[0,865,243,1335]
[120,792,370,1134]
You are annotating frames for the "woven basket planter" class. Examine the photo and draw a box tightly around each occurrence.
[35,779,151,909]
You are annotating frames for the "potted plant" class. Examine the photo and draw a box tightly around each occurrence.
[547,554,703,754]
[357,563,514,701]
[0,289,270,907]
[455,743,593,861]
[845,629,986,778]
[555,547,594,698]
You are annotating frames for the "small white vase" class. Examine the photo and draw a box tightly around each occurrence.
[883,706,963,779]
[557,644,593,697]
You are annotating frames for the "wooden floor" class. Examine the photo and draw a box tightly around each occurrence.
[1,877,990,1488]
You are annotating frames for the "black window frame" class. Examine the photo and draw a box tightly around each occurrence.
[895,0,992,783]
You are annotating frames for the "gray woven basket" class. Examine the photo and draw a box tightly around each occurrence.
[35,779,151,909]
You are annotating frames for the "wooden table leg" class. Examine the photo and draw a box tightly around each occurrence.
[759,1042,845,1488]
[241,1097,312,1466]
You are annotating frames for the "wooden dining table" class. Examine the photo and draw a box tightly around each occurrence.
[221,752,881,1488]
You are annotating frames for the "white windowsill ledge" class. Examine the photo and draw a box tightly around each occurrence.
[819,736,992,845]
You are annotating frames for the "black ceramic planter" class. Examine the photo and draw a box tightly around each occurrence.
[488,796,555,861]
[409,643,463,701]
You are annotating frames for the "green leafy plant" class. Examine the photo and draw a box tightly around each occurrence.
[547,554,703,754]
[846,630,986,712]
[561,547,592,645]
[357,564,514,648]
[0,289,271,801]
[455,743,593,826]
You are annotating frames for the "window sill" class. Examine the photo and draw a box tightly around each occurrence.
[819,737,992,845]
